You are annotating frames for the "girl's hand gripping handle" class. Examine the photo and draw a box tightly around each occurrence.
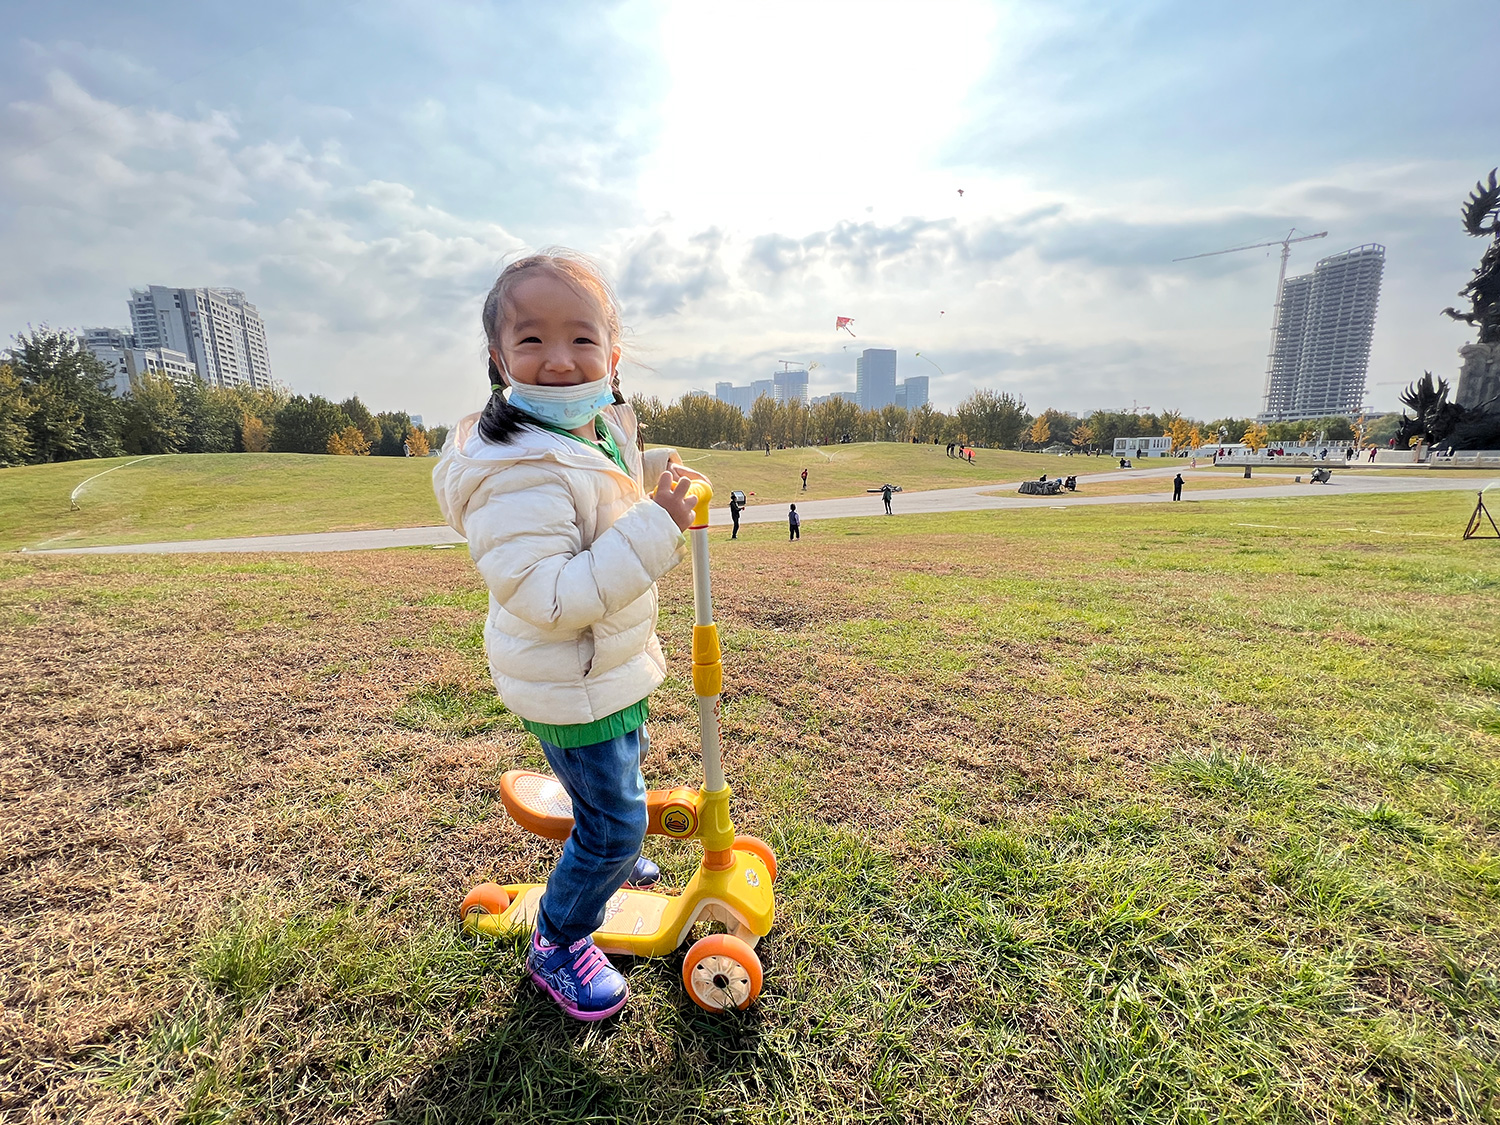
[652,473,697,530]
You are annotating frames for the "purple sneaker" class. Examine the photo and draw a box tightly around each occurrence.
[528,932,628,1021]
[624,854,660,889]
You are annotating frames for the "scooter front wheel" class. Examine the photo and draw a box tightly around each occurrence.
[682,934,762,1012]
[732,835,778,883]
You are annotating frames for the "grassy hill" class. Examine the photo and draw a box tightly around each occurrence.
[0,454,443,552]
[0,445,1083,551]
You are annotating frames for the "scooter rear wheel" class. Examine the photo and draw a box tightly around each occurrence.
[682,934,762,1012]
[459,883,511,924]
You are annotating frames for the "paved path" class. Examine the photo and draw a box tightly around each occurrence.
[25,468,1490,555]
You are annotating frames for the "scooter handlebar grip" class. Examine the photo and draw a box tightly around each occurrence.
[688,481,712,528]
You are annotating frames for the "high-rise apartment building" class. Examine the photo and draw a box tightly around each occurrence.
[856,348,897,412]
[128,286,274,391]
[773,367,808,406]
[1259,245,1384,422]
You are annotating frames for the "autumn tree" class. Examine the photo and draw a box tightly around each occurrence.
[327,425,371,455]
[810,395,860,445]
[406,427,430,456]
[1241,422,1269,451]
[0,361,32,466]
[1166,416,1196,453]
[241,413,271,452]
[1027,415,1051,448]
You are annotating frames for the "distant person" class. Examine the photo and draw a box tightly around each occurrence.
[1369,446,1378,462]
[801,467,808,491]
[1120,458,1128,469]
[881,483,894,515]
[788,503,800,541]
[765,441,771,456]
[966,448,974,464]
[403,438,412,457]
[729,493,742,539]
[1173,472,1184,501]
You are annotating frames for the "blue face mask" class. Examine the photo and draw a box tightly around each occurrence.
[496,355,614,430]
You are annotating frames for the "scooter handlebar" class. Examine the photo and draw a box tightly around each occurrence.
[687,481,713,529]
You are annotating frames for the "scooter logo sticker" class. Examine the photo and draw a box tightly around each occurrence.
[661,804,697,837]
[745,869,760,888]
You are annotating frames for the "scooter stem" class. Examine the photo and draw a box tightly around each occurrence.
[686,484,726,794]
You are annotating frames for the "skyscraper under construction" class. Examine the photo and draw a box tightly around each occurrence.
[1259,244,1384,422]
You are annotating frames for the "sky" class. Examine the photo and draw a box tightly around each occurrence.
[1,0,1496,426]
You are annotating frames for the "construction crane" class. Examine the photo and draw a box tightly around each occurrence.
[1175,228,1328,415]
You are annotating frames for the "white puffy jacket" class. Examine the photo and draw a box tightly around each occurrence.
[432,405,687,727]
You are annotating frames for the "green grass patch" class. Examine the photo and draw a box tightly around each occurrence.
[393,683,519,736]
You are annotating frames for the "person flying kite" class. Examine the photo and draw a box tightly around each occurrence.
[836,316,856,336]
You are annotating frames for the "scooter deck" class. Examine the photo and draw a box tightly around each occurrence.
[469,844,773,959]
[487,884,674,945]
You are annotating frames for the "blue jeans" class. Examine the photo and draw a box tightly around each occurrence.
[535,726,649,946]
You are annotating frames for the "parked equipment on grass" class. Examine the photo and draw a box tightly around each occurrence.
[459,482,777,1013]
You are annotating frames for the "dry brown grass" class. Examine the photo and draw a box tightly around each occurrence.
[2,493,1498,1122]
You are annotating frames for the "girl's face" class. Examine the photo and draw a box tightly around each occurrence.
[492,272,619,388]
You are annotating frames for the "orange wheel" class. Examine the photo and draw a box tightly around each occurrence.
[732,835,778,883]
[459,883,510,923]
[682,934,762,1012]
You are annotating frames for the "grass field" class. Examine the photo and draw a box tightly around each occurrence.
[4,450,1493,553]
[0,447,1131,552]
[4,492,1499,1123]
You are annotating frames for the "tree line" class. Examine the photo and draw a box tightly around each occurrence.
[0,328,444,468]
[629,389,1404,454]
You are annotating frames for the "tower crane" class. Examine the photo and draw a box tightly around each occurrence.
[1175,229,1328,416]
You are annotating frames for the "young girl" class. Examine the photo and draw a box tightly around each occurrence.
[434,250,707,1020]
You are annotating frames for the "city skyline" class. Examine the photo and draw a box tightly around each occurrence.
[1,2,1493,426]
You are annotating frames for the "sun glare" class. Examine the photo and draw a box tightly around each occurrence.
[639,0,1000,231]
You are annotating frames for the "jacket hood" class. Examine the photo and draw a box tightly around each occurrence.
[432,409,642,538]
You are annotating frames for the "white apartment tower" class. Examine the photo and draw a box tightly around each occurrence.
[128,286,273,391]
[1260,245,1384,422]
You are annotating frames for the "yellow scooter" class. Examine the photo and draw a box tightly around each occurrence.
[459,483,777,1012]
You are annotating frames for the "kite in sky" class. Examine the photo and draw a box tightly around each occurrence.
[957,189,964,197]
[836,316,856,336]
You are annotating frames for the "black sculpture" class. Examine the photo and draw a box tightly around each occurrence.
[1396,171,1500,451]
[1442,170,1500,344]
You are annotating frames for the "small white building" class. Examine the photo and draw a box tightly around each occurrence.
[80,327,196,396]
[1113,435,1172,458]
